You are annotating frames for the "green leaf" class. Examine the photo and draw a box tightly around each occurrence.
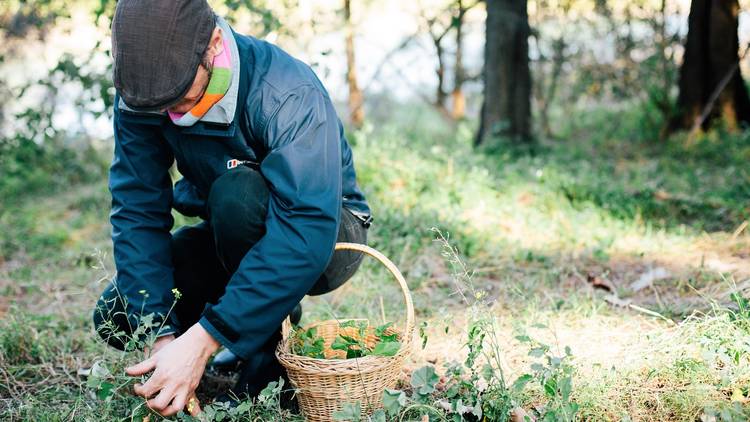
[560,376,572,401]
[471,400,483,418]
[418,321,429,349]
[481,363,494,381]
[259,377,284,401]
[139,313,154,328]
[542,413,558,422]
[373,341,400,357]
[383,389,406,415]
[89,361,111,379]
[331,335,351,351]
[529,347,547,357]
[512,374,533,392]
[370,409,387,422]
[375,322,399,343]
[346,348,365,359]
[291,327,326,358]
[569,402,579,416]
[234,400,252,413]
[411,365,439,396]
[339,320,360,328]
[333,401,361,421]
[445,383,460,398]
[96,381,114,400]
[543,378,558,397]
[303,327,317,339]
[375,322,394,335]
[340,334,360,343]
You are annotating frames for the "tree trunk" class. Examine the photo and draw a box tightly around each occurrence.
[451,0,467,120]
[435,40,448,111]
[476,0,532,146]
[671,0,750,131]
[344,0,364,128]
[539,36,565,138]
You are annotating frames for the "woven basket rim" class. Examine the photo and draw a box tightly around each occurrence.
[276,345,410,373]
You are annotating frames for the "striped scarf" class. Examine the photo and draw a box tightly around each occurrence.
[168,37,232,127]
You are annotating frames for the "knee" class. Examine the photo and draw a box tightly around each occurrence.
[170,224,206,267]
[208,168,270,246]
[92,283,133,351]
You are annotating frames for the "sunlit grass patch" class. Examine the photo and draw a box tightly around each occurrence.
[573,307,750,421]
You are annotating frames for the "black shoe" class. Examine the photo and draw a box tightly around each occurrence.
[290,302,302,325]
[207,348,243,374]
[207,303,303,374]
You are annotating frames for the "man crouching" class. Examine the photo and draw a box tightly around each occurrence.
[92,0,371,416]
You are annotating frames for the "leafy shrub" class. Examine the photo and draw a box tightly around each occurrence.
[0,135,107,206]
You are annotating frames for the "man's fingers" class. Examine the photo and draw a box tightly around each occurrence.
[161,390,189,417]
[147,385,176,411]
[126,357,156,376]
[133,381,160,399]
[133,371,163,398]
[133,382,146,397]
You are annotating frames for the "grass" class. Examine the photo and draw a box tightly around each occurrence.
[1,103,750,420]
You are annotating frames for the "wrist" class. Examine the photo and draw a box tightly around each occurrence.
[189,323,220,356]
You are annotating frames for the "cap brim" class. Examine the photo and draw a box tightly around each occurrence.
[120,74,196,112]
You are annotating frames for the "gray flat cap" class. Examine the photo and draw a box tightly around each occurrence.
[112,0,216,111]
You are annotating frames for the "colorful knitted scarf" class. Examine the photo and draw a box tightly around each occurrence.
[168,37,232,126]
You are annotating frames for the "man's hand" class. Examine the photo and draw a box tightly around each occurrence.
[145,334,175,357]
[126,323,220,417]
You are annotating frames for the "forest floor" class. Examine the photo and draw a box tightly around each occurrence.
[2,106,750,421]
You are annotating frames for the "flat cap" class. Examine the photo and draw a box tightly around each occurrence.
[112,0,216,111]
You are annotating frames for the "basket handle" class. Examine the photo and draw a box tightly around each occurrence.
[282,242,415,340]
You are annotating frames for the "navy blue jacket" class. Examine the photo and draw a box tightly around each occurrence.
[109,21,370,359]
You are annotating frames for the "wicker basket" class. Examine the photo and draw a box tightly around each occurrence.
[276,242,415,421]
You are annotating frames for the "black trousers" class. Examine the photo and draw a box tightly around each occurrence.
[93,166,368,395]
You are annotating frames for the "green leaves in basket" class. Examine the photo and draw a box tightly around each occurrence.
[372,322,401,356]
[411,365,440,396]
[331,334,366,359]
[291,326,326,358]
[340,320,367,329]
[372,340,401,357]
[293,320,401,359]
[374,322,398,342]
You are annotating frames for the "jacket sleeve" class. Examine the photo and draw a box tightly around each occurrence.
[198,85,341,358]
[109,106,178,337]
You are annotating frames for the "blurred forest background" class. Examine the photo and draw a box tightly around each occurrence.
[2,0,750,202]
[2,0,750,421]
